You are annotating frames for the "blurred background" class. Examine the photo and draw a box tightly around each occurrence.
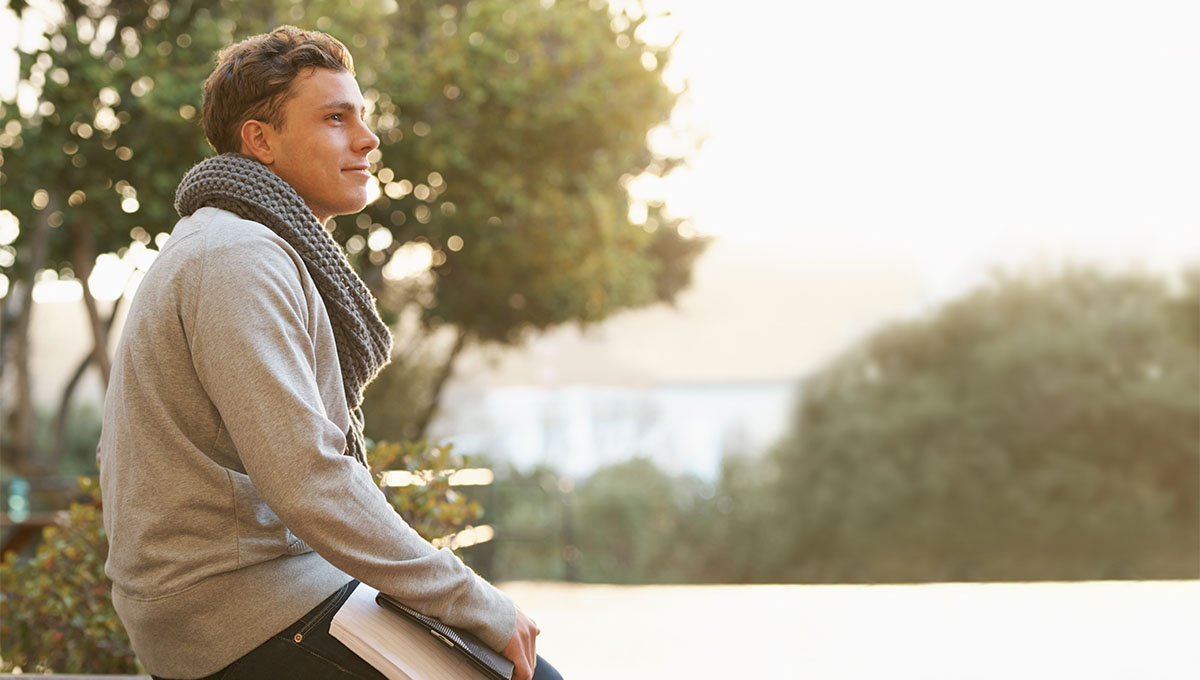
[0,0,1197,676]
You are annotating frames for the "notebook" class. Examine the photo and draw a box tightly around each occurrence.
[329,581,514,680]
[376,592,514,680]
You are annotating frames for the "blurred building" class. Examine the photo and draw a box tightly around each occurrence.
[431,379,796,480]
[427,236,925,479]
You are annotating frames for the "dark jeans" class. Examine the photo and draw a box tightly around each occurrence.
[154,580,563,680]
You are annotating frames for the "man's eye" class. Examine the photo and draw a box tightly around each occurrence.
[329,113,343,122]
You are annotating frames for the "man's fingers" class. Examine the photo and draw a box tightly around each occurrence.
[515,657,533,680]
[522,623,537,678]
[504,607,539,680]
[528,619,540,672]
[507,646,532,680]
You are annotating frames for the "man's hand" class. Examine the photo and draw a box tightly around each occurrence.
[502,607,540,680]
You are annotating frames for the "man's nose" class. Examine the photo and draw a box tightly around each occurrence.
[356,120,380,153]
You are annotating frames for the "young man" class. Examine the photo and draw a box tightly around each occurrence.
[99,26,555,680]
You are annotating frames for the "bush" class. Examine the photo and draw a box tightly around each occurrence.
[749,268,1200,582]
[0,443,482,672]
[462,462,568,583]
[570,458,711,584]
[370,439,485,545]
[0,477,138,674]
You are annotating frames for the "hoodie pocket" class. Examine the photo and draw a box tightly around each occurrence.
[228,470,312,564]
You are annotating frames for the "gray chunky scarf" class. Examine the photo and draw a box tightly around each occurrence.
[174,153,392,467]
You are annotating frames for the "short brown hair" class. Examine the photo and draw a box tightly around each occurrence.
[202,25,355,154]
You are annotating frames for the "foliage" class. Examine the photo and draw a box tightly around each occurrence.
[350,0,705,341]
[0,441,485,672]
[472,268,1198,586]
[568,458,711,583]
[736,267,1200,583]
[361,321,461,442]
[0,0,226,280]
[0,477,138,674]
[369,439,484,547]
[460,462,570,582]
[0,0,245,472]
[347,0,708,435]
[464,459,720,584]
[2,0,707,461]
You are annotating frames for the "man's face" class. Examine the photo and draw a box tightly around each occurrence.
[255,68,379,223]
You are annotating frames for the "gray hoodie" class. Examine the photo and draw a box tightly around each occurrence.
[99,206,514,678]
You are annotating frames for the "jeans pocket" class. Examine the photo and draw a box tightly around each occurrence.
[290,580,357,643]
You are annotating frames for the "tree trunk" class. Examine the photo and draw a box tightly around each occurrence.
[71,217,111,386]
[6,280,39,476]
[413,327,467,439]
[47,351,95,473]
[49,292,125,472]
[1,202,54,475]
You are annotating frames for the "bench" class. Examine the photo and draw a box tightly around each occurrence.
[0,510,62,555]
[1,475,90,555]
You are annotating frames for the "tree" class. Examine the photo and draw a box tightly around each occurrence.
[1,0,232,474]
[350,0,707,437]
[1,0,706,469]
[744,267,1199,583]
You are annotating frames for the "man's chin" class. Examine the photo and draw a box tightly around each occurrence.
[321,196,372,222]
[347,189,374,214]
[344,201,371,218]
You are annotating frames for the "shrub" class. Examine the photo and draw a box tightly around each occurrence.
[370,440,485,545]
[0,443,482,672]
[752,268,1200,582]
[0,476,138,674]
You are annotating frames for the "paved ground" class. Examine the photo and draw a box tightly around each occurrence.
[498,580,1199,680]
[2,581,1193,679]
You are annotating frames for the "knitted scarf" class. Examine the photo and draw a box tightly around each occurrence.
[174,153,392,468]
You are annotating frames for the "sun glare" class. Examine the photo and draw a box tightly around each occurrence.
[381,241,434,281]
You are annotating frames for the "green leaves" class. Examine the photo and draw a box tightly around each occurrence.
[370,439,485,546]
[0,444,489,673]
[3,0,701,338]
[338,0,701,342]
[4,0,705,454]
[1,1,220,279]
[752,268,1200,582]
[0,477,139,674]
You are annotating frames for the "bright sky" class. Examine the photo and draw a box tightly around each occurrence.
[633,0,1200,301]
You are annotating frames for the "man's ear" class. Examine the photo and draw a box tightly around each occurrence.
[239,120,275,164]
